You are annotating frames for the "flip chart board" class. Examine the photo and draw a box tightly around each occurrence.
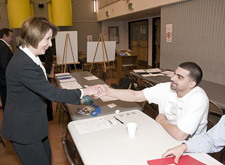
[87,41,116,62]
[55,31,78,65]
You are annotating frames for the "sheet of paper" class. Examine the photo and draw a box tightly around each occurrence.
[151,73,165,77]
[142,73,165,77]
[162,70,174,77]
[84,76,99,81]
[133,69,146,73]
[166,74,174,78]
[100,95,118,102]
[107,103,117,108]
[141,73,152,77]
[145,68,162,73]
[60,82,82,89]
[74,117,111,134]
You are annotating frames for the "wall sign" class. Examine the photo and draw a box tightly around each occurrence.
[166,24,173,42]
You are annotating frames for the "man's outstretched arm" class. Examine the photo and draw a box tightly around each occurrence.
[96,84,147,102]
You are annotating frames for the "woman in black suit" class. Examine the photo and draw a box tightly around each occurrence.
[2,16,97,165]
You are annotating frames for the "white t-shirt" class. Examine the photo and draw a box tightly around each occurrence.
[143,82,209,137]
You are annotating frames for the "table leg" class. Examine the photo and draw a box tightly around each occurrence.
[0,136,6,147]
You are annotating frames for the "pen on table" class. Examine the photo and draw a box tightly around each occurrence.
[114,116,124,124]
[108,120,113,124]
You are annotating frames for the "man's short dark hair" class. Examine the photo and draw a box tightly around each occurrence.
[0,28,13,38]
[179,62,203,86]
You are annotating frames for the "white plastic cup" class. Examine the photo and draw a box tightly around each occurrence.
[127,122,137,138]
[115,110,120,114]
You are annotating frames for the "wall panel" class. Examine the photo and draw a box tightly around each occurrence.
[161,0,225,85]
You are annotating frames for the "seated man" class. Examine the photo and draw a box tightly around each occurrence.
[97,62,209,141]
[163,115,225,164]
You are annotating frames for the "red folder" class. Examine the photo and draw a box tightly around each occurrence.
[147,155,206,165]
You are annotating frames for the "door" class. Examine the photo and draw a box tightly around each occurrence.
[129,20,148,66]
[152,17,161,68]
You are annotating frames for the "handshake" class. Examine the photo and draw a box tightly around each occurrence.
[82,84,109,99]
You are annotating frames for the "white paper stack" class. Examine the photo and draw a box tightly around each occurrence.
[83,76,99,80]
[55,73,82,89]
[142,73,165,77]
[133,69,146,73]
[145,68,162,73]
[74,117,111,134]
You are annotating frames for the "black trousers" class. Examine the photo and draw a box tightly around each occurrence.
[46,77,53,118]
[46,97,53,118]
[11,137,51,165]
[0,85,6,111]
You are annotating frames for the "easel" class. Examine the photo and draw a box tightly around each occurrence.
[61,33,79,73]
[90,33,113,78]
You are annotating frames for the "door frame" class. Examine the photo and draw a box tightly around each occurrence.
[152,17,161,68]
[128,19,148,66]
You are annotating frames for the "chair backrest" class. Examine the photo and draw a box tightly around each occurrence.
[61,137,76,165]
[111,77,135,90]
[99,71,108,82]
[208,101,225,163]
[142,80,154,88]
[126,73,143,90]
[126,73,138,84]
[141,80,159,119]
[209,100,223,116]
[119,77,134,89]
[75,59,84,71]
[207,100,223,130]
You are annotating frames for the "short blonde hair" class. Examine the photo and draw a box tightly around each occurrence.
[17,16,58,48]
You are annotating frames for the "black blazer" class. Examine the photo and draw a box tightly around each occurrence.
[0,40,13,87]
[2,48,81,144]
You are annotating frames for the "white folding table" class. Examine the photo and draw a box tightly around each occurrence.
[68,110,222,165]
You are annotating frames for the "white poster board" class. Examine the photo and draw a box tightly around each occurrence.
[55,31,78,65]
[87,41,116,62]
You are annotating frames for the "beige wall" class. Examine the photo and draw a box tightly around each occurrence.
[102,21,126,52]
[160,0,225,85]
[0,2,9,28]
[97,0,186,21]
[0,0,101,55]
